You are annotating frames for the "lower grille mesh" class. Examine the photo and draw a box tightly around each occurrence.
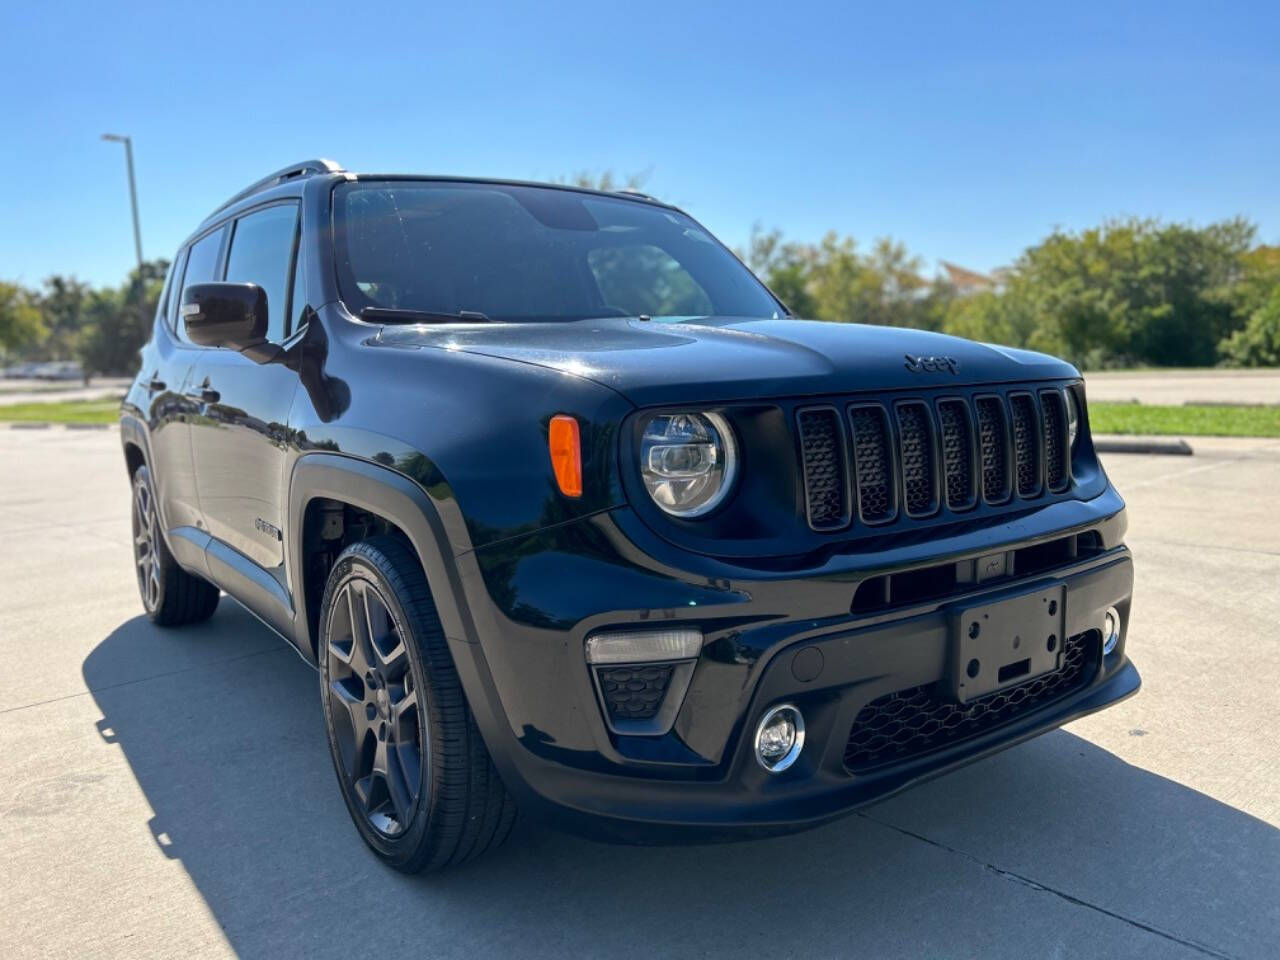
[596,664,674,721]
[844,630,1096,772]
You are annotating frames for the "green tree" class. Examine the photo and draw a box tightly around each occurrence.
[942,217,1259,368]
[1219,285,1280,366]
[37,275,92,360]
[0,282,47,355]
[740,224,818,317]
[76,259,168,376]
[556,169,652,193]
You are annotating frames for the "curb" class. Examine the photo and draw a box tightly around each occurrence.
[1094,437,1194,456]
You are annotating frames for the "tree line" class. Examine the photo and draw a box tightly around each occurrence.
[1,260,168,377]
[1,213,1277,376]
[742,217,1280,368]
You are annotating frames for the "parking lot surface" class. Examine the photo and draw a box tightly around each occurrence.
[1,429,1277,959]
[1084,369,1280,406]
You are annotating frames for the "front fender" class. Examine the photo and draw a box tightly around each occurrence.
[284,452,525,795]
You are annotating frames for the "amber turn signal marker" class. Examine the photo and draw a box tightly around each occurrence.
[549,415,582,498]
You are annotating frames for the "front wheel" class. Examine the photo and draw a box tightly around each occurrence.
[318,536,516,872]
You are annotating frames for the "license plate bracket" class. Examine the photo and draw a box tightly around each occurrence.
[950,582,1066,703]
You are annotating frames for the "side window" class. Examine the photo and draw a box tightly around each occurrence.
[153,258,178,327]
[289,224,308,335]
[174,227,226,345]
[224,203,299,344]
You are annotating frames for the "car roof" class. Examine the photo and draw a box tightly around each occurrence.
[189,159,679,247]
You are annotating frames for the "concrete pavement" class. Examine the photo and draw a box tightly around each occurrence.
[1084,369,1280,406]
[1,429,1276,959]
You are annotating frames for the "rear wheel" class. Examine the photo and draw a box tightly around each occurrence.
[131,465,219,626]
[319,536,516,872]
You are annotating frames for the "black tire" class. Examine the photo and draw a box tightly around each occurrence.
[131,465,220,626]
[318,536,516,872]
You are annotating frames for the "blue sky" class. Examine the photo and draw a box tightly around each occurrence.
[1,0,1276,289]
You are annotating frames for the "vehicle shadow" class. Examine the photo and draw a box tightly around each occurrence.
[85,609,1278,959]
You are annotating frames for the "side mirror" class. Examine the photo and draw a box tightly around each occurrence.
[181,283,280,363]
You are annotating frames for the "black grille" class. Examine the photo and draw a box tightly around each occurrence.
[936,399,976,510]
[1040,390,1069,493]
[974,396,1011,504]
[795,385,1073,533]
[1008,393,1041,497]
[596,664,673,721]
[895,402,938,517]
[844,630,1097,772]
[797,408,849,530]
[849,405,896,523]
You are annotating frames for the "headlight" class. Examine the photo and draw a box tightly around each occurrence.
[639,411,738,517]
[1065,388,1080,449]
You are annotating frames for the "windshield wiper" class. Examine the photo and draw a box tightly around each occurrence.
[361,307,494,324]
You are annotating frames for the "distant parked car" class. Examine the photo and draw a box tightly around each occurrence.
[35,361,84,381]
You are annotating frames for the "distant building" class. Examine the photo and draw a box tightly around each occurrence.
[939,260,1010,296]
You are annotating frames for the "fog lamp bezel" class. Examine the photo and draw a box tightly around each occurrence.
[1102,606,1121,656]
[754,703,805,774]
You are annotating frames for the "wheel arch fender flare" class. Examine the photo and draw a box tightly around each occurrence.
[119,412,152,477]
[286,454,483,664]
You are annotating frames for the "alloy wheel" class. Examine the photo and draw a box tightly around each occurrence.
[132,475,161,612]
[325,577,425,836]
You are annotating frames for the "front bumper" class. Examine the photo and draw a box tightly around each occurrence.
[448,488,1138,842]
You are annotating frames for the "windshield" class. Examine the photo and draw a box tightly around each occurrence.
[333,180,783,322]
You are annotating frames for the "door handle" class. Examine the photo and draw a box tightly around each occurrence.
[184,386,220,403]
[146,374,166,393]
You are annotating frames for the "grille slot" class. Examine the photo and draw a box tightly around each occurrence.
[974,396,1012,504]
[848,405,896,523]
[796,407,850,531]
[596,664,674,722]
[895,401,939,517]
[936,399,977,510]
[844,630,1097,772]
[1040,390,1070,492]
[1008,392,1042,497]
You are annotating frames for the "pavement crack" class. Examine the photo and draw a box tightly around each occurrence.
[858,812,1240,960]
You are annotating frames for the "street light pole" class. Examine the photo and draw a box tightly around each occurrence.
[101,133,143,270]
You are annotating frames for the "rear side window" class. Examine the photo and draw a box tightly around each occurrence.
[175,227,226,344]
[223,203,299,344]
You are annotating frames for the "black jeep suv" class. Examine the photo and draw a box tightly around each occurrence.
[121,159,1139,871]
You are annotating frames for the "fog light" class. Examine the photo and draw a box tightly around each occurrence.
[754,704,805,773]
[1103,606,1121,656]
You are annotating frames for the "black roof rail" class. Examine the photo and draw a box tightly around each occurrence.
[202,158,344,224]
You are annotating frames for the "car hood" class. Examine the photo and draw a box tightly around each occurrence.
[372,316,1078,406]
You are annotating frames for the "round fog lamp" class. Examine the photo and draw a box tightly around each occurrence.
[1103,606,1121,656]
[754,704,805,774]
